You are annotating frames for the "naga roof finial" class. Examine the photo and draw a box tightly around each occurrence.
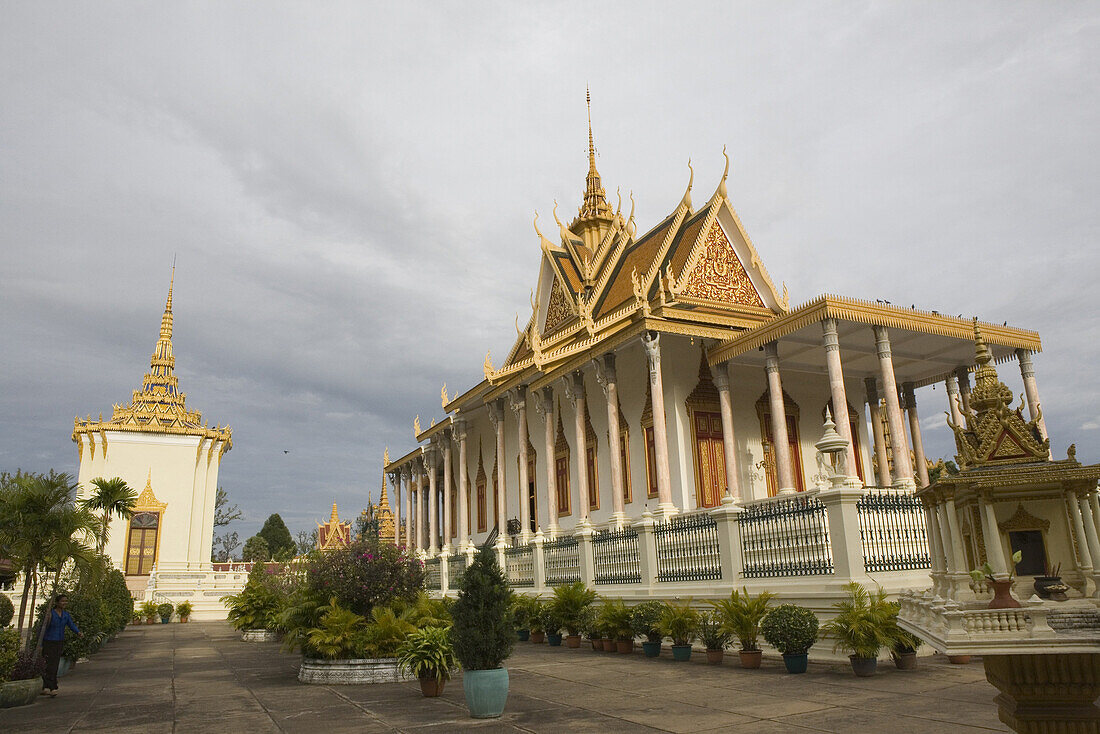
[680,158,694,211]
[714,145,729,200]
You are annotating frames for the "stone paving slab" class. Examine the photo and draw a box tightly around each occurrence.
[0,620,1010,733]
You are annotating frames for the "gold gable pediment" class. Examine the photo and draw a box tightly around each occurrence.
[998,503,1050,532]
[543,279,573,336]
[134,471,168,512]
[680,220,765,308]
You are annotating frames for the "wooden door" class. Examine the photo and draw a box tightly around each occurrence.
[555,455,570,514]
[476,480,486,533]
[644,426,658,498]
[125,512,159,575]
[693,411,726,508]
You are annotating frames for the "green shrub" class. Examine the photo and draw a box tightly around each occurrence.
[398,626,458,684]
[629,601,665,643]
[709,587,775,652]
[156,603,173,619]
[305,539,424,617]
[658,599,700,646]
[140,600,159,618]
[103,570,134,634]
[63,595,110,660]
[596,599,633,641]
[223,562,283,631]
[0,628,18,683]
[761,604,819,656]
[450,545,514,670]
[539,604,562,636]
[820,583,895,659]
[306,599,368,659]
[526,599,545,633]
[698,611,732,652]
[548,582,597,636]
[176,601,193,619]
[0,594,14,627]
[361,605,416,657]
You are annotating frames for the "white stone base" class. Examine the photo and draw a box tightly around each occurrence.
[297,657,417,685]
[241,629,278,643]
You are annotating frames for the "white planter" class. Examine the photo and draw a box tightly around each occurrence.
[241,629,278,642]
[297,657,417,685]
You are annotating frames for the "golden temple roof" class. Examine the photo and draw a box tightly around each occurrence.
[317,502,351,550]
[72,270,232,448]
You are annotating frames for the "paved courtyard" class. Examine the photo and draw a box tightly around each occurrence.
[0,621,1010,733]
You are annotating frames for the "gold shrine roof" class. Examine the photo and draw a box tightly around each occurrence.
[317,502,352,550]
[72,273,232,448]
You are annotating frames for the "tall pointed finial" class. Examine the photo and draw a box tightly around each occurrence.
[577,88,612,221]
[680,159,694,211]
[973,318,992,366]
[587,85,594,164]
[714,145,730,200]
[330,502,339,523]
[150,267,176,377]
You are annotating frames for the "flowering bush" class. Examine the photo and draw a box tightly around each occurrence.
[10,648,46,682]
[305,540,424,616]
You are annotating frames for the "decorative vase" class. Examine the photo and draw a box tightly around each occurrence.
[782,653,808,674]
[419,676,446,697]
[706,650,724,664]
[988,579,1021,609]
[517,629,529,641]
[641,641,661,658]
[463,667,509,719]
[547,633,562,646]
[1033,576,1068,601]
[739,650,762,669]
[591,638,603,651]
[565,634,581,648]
[849,655,877,677]
[948,655,971,665]
[616,640,633,654]
[529,631,545,644]
[893,651,917,670]
[0,677,43,708]
[671,645,692,662]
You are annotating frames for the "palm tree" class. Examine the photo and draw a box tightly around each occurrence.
[82,477,137,554]
[31,503,97,656]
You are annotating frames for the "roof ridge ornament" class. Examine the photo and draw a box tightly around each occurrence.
[713,145,729,201]
[680,159,694,211]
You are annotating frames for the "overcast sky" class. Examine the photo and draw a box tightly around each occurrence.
[2,3,1098,544]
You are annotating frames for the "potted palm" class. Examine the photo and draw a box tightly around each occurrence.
[450,545,514,719]
[698,611,731,664]
[548,581,597,648]
[511,596,530,641]
[659,599,700,662]
[131,611,142,626]
[821,582,893,677]
[595,601,618,653]
[585,624,602,651]
[527,599,546,644]
[630,601,665,658]
[761,604,819,674]
[709,587,775,669]
[176,601,193,624]
[542,606,563,647]
[885,602,923,670]
[140,600,158,624]
[398,626,459,697]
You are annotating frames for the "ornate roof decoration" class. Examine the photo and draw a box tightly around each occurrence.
[686,348,721,407]
[948,321,1050,469]
[998,503,1050,532]
[317,503,352,551]
[680,219,766,307]
[72,271,232,448]
[373,469,396,544]
[134,470,168,513]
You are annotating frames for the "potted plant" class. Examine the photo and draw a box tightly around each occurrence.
[970,550,1024,609]
[698,611,732,664]
[157,603,174,624]
[709,587,775,669]
[1033,562,1068,601]
[548,581,597,648]
[131,611,142,626]
[397,625,459,697]
[140,600,158,624]
[658,599,700,662]
[527,599,546,644]
[821,582,893,677]
[176,601,193,623]
[605,600,634,653]
[450,545,514,719]
[0,646,45,709]
[761,604,819,674]
[585,623,602,651]
[884,601,922,670]
[511,596,531,641]
[630,601,665,658]
[542,606,563,647]
[594,601,618,653]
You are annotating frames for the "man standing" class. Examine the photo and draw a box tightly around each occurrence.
[41,594,82,697]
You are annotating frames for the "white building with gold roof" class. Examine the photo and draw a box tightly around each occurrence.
[72,272,232,594]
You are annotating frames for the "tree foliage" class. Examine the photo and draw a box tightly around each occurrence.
[450,545,513,670]
[305,539,423,617]
[257,514,295,559]
[213,487,242,527]
[242,535,270,562]
[81,477,137,553]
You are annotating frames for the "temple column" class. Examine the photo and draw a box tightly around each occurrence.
[945,373,965,428]
[534,387,559,537]
[1078,491,1100,592]
[641,332,676,515]
[489,399,508,546]
[956,367,972,415]
[455,419,471,552]
[414,465,425,552]
[426,449,439,555]
[978,491,1010,579]
[1068,494,1094,573]
[872,326,914,489]
[902,383,930,487]
[763,341,796,495]
[442,437,453,553]
[943,494,969,577]
[389,471,402,546]
[711,362,740,501]
[564,370,591,523]
[1016,349,1049,442]
[924,502,946,575]
[595,354,627,527]
[402,468,412,549]
[509,388,531,543]
[934,502,958,573]
[822,319,859,482]
[865,378,892,487]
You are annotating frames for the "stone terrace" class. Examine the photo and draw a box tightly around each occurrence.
[0,621,1010,733]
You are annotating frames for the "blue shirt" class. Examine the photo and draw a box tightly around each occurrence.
[43,609,80,642]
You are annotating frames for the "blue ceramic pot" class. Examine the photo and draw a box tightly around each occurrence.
[517,629,529,641]
[547,633,562,646]
[671,645,692,661]
[641,641,662,658]
[783,653,808,674]
[463,667,509,719]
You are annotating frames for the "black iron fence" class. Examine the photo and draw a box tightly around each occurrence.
[505,544,535,587]
[592,527,642,585]
[544,535,581,586]
[654,512,722,582]
[738,495,834,577]
[447,553,467,587]
[424,557,441,591]
[857,489,931,572]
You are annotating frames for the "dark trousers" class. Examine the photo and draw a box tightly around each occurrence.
[42,640,63,690]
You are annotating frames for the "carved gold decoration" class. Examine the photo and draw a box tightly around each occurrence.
[134,470,168,513]
[998,504,1050,532]
[484,351,495,381]
[543,278,573,335]
[681,220,765,307]
[317,503,352,551]
[441,384,449,408]
[414,415,422,436]
[383,447,390,465]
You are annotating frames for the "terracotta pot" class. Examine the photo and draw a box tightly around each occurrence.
[893,651,917,670]
[591,638,603,651]
[988,579,1021,609]
[146,617,156,624]
[529,631,545,644]
[565,635,581,648]
[616,640,633,654]
[602,638,616,653]
[948,655,971,665]
[181,617,190,623]
[419,676,446,697]
[739,650,762,669]
[706,650,724,665]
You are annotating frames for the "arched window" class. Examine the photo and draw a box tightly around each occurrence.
[554,402,571,516]
[475,443,487,533]
[823,400,865,483]
[617,397,632,505]
[686,351,725,509]
[583,395,599,512]
[641,380,658,500]
[125,512,160,576]
[755,389,805,495]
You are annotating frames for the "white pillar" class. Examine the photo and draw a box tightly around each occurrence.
[945,373,965,428]
[1078,493,1100,583]
[641,332,676,515]
[489,400,508,544]
[426,449,439,555]
[1068,491,1096,576]
[711,362,740,501]
[415,466,425,552]
[764,341,796,495]
[924,503,946,575]
[1016,349,1049,442]
[564,370,590,523]
[534,387,559,537]
[865,378,892,488]
[402,467,413,549]
[595,354,627,527]
[510,388,531,542]
[389,471,401,547]
[822,318,859,481]
[455,419,471,552]
[902,383,930,488]
[442,437,453,552]
[978,491,1009,579]
[934,503,958,573]
[872,326,914,489]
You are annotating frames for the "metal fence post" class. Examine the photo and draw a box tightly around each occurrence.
[634,509,658,588]
[575,521,595,588]
[710,497,743,584]
[817,487,869,581]
[532,531,546,592]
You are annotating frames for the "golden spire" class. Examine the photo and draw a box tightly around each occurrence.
[330,502,339,523]
[578,86,612,222]
[151,267,176,378]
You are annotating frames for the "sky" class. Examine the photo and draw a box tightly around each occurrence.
[2,2,1098,545]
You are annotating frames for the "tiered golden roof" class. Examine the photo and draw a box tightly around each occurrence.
[72,271,232,448]
[373,466,396,544]
[317,502,352,551]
